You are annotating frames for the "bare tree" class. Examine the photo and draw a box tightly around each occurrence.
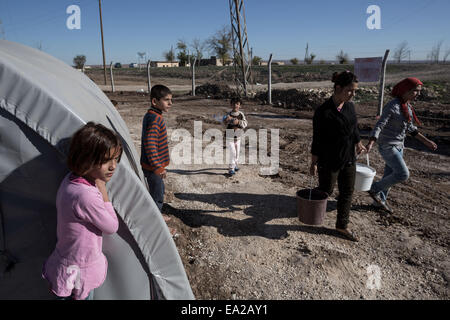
[303,43,316,64]
[393,41,410,63]
[164,46,175,62]
[207,26,232,66]
[428,40,444,64]
[137,52,146,69]
[191,38,206,66]
[336,50,350,64]
[305,54,316,65]
[443,48,450,64]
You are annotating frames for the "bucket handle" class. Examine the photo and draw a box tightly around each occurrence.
[309,175,315,201]
[357,153,371,167]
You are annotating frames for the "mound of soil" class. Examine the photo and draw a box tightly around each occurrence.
[254,88,332,110]
[195,83,237,99]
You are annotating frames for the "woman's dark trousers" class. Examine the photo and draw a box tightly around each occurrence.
[318,163,356,230]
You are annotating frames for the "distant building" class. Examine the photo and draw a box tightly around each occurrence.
[150,61,179,68]
[199,56,233,66]
[200,56,221,66]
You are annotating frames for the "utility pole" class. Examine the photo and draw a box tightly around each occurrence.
[98,0,107,85]
[229,0,252,97]
[191,57,197,96]
[147,59,152,94]
[377,50,390,117]
[268,54,273,105]
[109,62,115,92]
[304,43,309,63]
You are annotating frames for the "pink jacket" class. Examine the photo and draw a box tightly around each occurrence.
[42,173,118,300]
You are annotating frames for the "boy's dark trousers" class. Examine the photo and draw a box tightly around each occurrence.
[317,163,356,230]
[143,170,165,211]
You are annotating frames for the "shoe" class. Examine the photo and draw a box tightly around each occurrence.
[368,191,393,214]
[336,228,359,242]
[380,202,394,214]
[228,169,235,175]
[368,190,383,205]
[371,200,382,208]
[234,166,240,172]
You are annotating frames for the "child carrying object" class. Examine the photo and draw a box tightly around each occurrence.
[224,97,248,176]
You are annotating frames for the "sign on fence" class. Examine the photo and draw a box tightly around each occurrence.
[354,57,383,82]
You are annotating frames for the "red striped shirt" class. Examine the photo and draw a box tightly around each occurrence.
[140,109,170,174]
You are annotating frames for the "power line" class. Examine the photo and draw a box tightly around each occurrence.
[381,0,438,30]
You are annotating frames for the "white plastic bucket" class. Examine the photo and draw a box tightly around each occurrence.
[355,154,376,192]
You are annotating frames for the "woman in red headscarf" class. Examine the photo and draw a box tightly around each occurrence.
[366,78,437,213]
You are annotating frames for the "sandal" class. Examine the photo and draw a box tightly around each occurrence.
[336,228,359,242]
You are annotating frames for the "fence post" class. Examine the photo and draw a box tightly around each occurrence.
[268,54,273,105]
[192,57,197,96]
[147,59,151,94]
[377,50,390,117]
[109,62,115,92]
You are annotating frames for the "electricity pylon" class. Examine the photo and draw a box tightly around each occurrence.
[229,0,252,97]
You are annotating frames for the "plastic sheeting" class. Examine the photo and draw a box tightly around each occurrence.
[0,40,194,300]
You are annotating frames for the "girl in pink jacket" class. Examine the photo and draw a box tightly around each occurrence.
[42,122,122,300]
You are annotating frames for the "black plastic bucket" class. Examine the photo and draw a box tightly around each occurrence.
[296,189,328,225]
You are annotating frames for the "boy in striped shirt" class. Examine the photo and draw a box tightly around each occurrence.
[141,85,172,215]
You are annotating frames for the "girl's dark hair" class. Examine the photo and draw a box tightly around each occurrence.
[67,122,123,176]
[150,84,172,101]
[332,71,358,89]
[230,97,242,105]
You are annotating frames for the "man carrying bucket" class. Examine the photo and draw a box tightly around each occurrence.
[310,71,366,242]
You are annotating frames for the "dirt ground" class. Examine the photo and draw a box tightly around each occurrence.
[103,69,449,300]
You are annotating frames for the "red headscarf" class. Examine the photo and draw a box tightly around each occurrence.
[391,77,423,125]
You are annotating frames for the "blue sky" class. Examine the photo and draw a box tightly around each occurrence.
[1,0,449,65]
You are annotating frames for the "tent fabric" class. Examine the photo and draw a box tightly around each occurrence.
[0,40,194,300]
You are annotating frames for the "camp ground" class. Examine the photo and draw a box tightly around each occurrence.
[0,40,194,300]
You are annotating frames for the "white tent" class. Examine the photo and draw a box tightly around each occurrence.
[0,40,194,300]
